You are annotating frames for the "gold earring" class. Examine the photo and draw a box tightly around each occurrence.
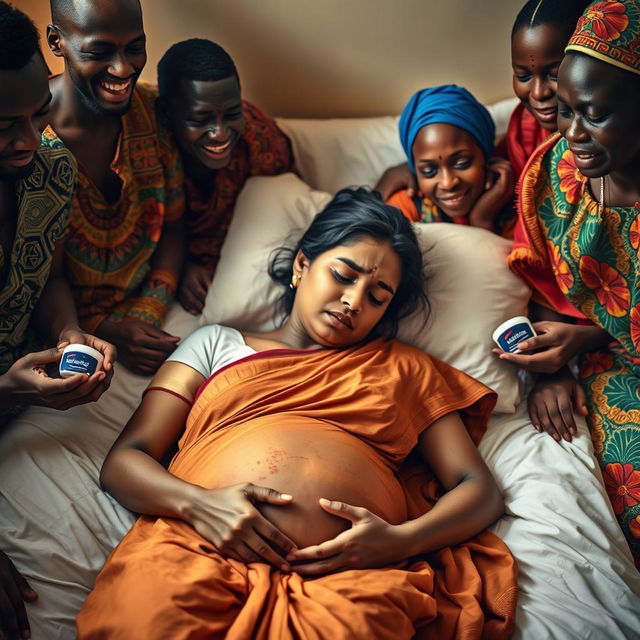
[289,274,301,289]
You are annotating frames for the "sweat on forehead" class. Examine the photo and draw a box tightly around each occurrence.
[50,0,142,29]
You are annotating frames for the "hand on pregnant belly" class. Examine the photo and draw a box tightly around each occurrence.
[287,499,409,575]
[185,482,298,570]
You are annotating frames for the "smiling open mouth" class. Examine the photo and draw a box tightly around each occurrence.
[98,79,133,97]
[533,107,557,120]
[203,140,232,155]
[438,190,469,207]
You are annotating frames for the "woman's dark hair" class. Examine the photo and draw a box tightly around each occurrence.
[269,187,427,339]
[157,38,239,102]
[511,0,591,40]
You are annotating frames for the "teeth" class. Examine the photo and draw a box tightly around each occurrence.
[100,80,130,92]
[204,140,231,153]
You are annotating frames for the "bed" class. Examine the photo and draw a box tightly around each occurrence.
[1,98,639,639]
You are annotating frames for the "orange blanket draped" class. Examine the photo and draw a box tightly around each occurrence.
[77,338,517,639]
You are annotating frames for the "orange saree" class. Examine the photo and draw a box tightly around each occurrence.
[77,338,517,639]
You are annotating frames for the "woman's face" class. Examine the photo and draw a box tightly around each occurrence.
[412,123,486,218]
[557,53,640,179]
[511,25,567,131]
[290,238,402,348]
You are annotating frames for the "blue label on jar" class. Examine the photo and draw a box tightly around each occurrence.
[496,322,535,353]
[60,352,98,375]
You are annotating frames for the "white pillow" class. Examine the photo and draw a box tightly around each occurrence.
[397,222,530,414]
[276,116,404,194]
[275,97,518,194]
[202,173,530,413]
[201,173,331,332]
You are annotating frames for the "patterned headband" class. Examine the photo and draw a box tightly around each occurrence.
[565,1,640,75]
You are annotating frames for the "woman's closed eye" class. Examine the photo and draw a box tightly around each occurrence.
[368,293,384,306]
[331,269,355,284]
[331,269,385,306]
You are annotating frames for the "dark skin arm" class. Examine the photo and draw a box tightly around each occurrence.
[0,550,37,640]
[178,262,213,316]
[494,303,611,442]
[97,218,185,375]
[494,303,611,374]
[101,361,298,569]
[373,162,417,201]
[0,240,116,412]
[288,411,504,574]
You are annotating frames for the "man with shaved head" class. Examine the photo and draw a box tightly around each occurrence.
[46,0,185,376]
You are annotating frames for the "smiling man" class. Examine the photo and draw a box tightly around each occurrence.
[157,39,294,315]
[46,0,186,376]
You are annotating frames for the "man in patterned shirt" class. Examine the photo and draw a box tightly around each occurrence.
[157,39,294,315]
[47,0,186,375]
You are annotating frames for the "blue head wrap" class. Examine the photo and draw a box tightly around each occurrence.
[398,84,495,172]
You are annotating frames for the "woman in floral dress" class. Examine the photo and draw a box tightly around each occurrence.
[504,0,640,567]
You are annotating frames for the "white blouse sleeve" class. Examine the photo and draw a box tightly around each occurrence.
[166,325,255,378]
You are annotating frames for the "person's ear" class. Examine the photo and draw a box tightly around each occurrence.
[47,24,64,58]
[293,250,309,276]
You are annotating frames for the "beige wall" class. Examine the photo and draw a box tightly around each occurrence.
[21,0,517,118]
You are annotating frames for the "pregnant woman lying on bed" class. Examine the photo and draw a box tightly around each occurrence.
[77,188,517,640]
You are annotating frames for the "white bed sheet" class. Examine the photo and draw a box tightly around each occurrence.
[481,402,640,639]
[1,310,639,638]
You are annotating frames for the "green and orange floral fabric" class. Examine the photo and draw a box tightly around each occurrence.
[509,133,640,567]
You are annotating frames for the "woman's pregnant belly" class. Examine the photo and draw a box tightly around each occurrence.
[180,416,408,548]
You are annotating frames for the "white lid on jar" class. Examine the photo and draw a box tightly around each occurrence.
[492,316,535,344]
[61,343,104,363]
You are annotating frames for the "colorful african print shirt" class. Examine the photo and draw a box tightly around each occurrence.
[0,128,76,376]
[184,100,293,271]
[61,83,184,332]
